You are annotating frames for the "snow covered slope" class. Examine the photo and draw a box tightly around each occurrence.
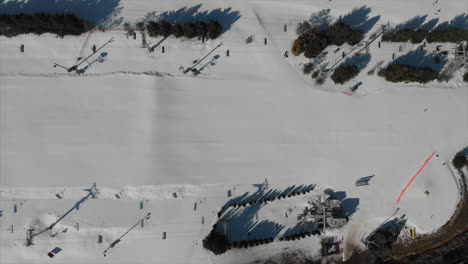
[0,0,467,263]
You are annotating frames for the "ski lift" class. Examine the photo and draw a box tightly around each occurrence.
[191,68,200,76]
[110,239,121,248]
[67,66,77,72]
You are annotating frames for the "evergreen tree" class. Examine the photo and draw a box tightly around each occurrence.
[158,21,171,37]
[171,23,183,38]
[183,22,197,38]
[207,20,222,39]
[146,21,160,37]
[195,21,207,37]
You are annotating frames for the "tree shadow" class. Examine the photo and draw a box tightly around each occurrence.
[345,53,371,70]
[147,4,241,33]
[394,15,428,31]
[394,49,447,72]
[308,9,332,31]
[314,51,329,66]
[0,0,122,25]
[459,146,468,156]
[420,18,439,31]
[435,13,468,30]
[339,6,380,33]
[392,15,439,32]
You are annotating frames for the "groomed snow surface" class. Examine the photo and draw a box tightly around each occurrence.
[0,0,467,263]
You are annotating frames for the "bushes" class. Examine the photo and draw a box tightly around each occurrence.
[302,62,314,74]
[146,21,159,37]
[146,21,171,37]
[171,24,184,38]
[207,20,222,39]
[331,64,359,84]
[0,13,91,37]
[146,20,222,39]
[195,21,207,37]
[291,38,304,56]
[427,28,468,43]
[452,155,467,169]
[382,64,439,83]
[292,22,363,58]
[158,21,172,36]
[463,72,468,83]
[294,30,328,58]
[411,29,429,43]
[326,22,363,46]
[183,22,197,38]
[311,71,319,79]
[382,27,468,43]
[296,21,312,35]
[382,29,429,43]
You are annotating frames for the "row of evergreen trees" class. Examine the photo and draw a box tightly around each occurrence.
[146,20,222,39]
[0,13,91,37]
[331,64,360,84]
[292,21,364,58]
[378,64,439,83]
[382,27,468,43]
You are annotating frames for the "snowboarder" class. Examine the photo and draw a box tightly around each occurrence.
[20,44,24,53]
[92,45,96,53]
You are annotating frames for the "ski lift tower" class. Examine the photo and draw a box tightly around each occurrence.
[454,41,468,69]
[26,183,99,246]
[141,31,148,48]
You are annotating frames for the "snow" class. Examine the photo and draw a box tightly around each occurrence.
[0,0,467,263]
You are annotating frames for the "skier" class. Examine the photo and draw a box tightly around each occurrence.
[284,51,289,57]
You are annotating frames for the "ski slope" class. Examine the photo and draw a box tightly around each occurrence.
[0,0,467,263]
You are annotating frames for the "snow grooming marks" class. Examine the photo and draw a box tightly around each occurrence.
[395,153,436,204]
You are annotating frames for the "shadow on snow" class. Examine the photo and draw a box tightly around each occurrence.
[394,49,447,72]
[339,6,380,33]
[345,53,372,70]
[0,0,122,25]
[436,13,468,30]
[145,4,241,33]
